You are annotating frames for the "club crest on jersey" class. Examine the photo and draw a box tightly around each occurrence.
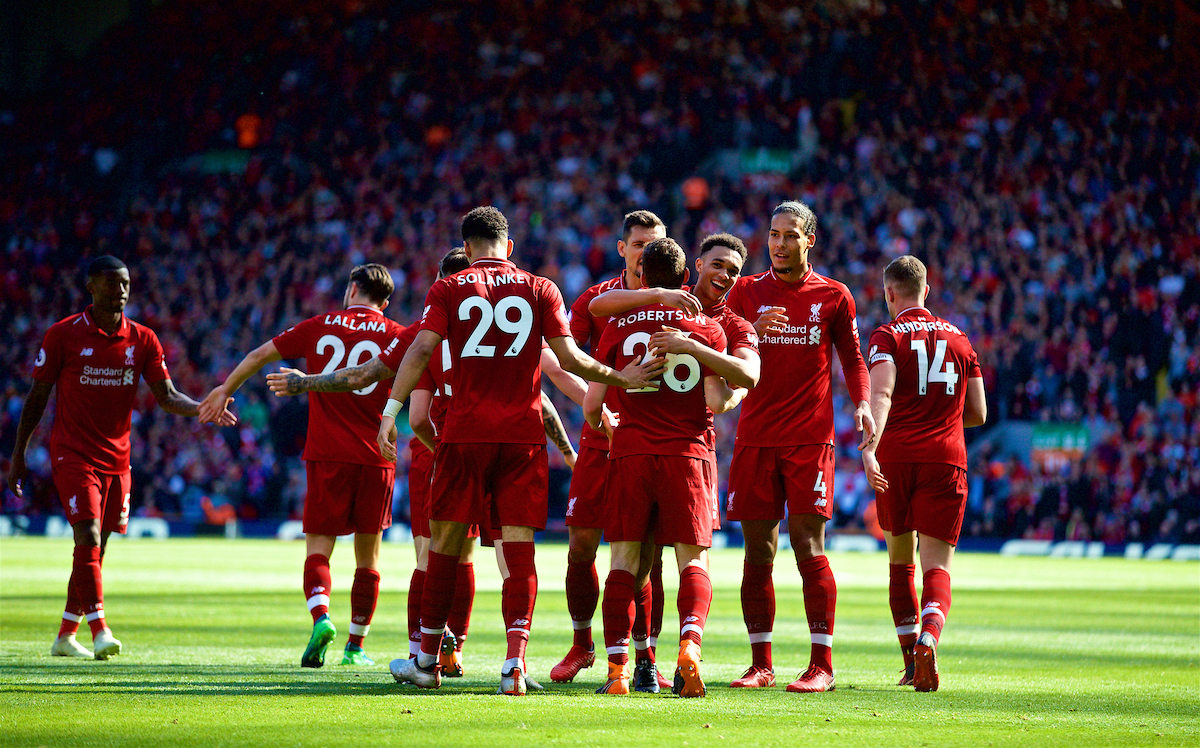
[68,495,78,514]
[809,303,822,322]
[566,497,577,516]
[124,346,136,365]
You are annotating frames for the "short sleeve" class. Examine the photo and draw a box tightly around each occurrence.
[420,280,452,340]
[867,328,897,370]
[415,363,436,393]
[538,279,571,341]
[966,343,982,379]
[272,316,319,361]
[569,288,595,346]
[596,325,618,367]
[141,328,170,384]
[727,316,758,354]
[725,278,748,320]
[379,323,419,372]
[31,325,64,384]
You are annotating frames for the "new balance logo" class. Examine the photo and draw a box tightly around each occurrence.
[513,618,530,627]
[81,348,94,356]
[684,616,700,624]
[757,305,774,314]
[809,303,822,322]
[815,498,828,508]
[312,586,326,594]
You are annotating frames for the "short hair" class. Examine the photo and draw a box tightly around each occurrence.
[87,255,127,278]
[641,237,688,289]
[621,210,665,240]
[698,232,747,263]
[883,255,928,299]
[439,247,470,278]
[461,206,509,244]
[772,200,817,236]
[348,263,395,304]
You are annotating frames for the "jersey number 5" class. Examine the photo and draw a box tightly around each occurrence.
[910,338,958,395]
[317,334,383,395]
[622,331,700,393]
[458,297,534,357]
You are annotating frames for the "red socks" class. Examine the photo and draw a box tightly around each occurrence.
[920,568,952,643]
[602,569,637,666]
[741,561,775,668]
[303,554,331,623]
[348,567,380,647]
[72,545,106,637]
[631,580,654,662]
[407,568,425,656]
[649,555,665,653]
[448,562,475,650]
[565,559,599,649]
[677,566,712,646]
[418,551,459,665]
[797,554,836,674]
[501,541,537,668]
[889,563,919,664]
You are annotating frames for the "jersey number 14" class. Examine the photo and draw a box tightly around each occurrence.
[910,338,958,395]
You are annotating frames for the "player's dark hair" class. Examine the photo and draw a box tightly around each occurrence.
[772,200,817,236]
[621,210,665,240]
[348,263,395,304]
[641,237,688,289]
[439,247,470,278]
[698,232,747,263]
[461,206,509,244]
[87,255,127,278]
[883,255,927,299]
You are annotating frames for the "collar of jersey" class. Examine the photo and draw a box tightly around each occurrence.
[895,306,928,319]
[345,305,383,315]
[767,266,813,287]
[83,305,128,337]
[471,258,514,267]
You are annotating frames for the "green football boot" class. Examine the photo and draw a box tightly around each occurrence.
[340,644,375,666]
[301,615,337,668]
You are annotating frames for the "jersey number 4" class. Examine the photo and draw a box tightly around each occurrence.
[622,331,700,393]
[910,338,958,395]
[317,334,383,395]
[458,297,533,357]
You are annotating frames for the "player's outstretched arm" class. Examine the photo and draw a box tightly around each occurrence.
[540,346,587,406]
[150,378,236,425]
[545,335,664,389]
[541,391,577,469]
[199,341,281,423]
[588,288,702,317]
[7,381,53,499]
[266,356,394,396]
[861,362,896,492]
[649,326,761,389]
[963,376,988,428]
[408,388,436,453]
[378,329,441,462]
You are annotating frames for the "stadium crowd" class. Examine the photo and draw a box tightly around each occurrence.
[2,0,1197,544]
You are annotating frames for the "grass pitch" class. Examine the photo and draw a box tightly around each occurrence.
[1,537,1196,747]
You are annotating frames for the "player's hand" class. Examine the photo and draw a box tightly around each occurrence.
[600,404,620,442]
[198,386,236,425]
[753,306,789,336]
[267,367,308,396]
[649,326,696,356]
[564,449,578,471]
[855,401,877,451]
[862,450,889,492]
[620,352,666,390]
[377,415,399,462]
[6,452,27,499]
[654,288,703,315]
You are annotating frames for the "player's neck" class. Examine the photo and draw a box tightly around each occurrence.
[773,262,808,284]
[623,269,641,290]
[91,307,122,334]
[893,302,926,319]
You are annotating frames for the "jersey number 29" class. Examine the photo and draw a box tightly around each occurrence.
[458,297,534,358]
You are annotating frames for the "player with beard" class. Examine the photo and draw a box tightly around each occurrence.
[723,201,875,693]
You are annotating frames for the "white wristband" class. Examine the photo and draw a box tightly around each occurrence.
[382,398,403,419]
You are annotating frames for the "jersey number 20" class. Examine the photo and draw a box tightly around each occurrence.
[317,334,383,395]
[910,338,958,395]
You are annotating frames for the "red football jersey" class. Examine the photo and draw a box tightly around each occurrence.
[703,298,759,449]
[726,268,869,447]
[569,273,628,451]
[420,258,571,445]
[868,307,982,469]
[597,304,727,459]
[32,306,171,473]
[409,337,453,455]
[273,305,407,467]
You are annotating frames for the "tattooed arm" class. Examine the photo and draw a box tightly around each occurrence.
[266,356,395,396]
[541,390,577,470]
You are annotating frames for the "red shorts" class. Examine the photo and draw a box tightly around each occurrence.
[430,442,548,530]
[408,448,434,539]
[304,460,395,536]
[726,444,835,522]
[876,462,968,545]
[605,454,712,548]
[53,461,130,534]
[565,446,609,529]
[704,451,720,531]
